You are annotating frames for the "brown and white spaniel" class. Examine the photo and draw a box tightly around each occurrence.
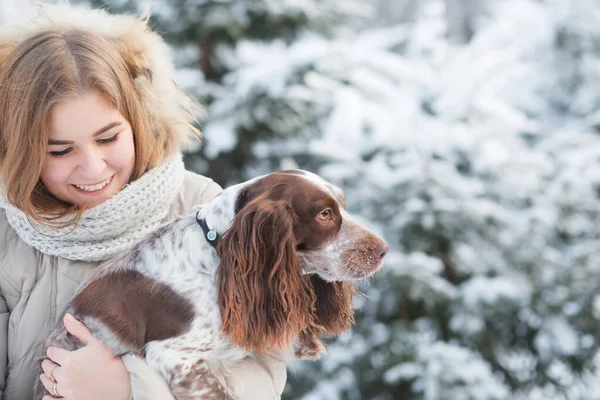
[36,170,388,399]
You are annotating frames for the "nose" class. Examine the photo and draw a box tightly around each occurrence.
[78,148,107,178]
[373,240,389,260]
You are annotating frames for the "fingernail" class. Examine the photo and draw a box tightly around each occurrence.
[64,313,75,322]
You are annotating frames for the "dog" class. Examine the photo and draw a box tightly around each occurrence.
[35,169,388,398]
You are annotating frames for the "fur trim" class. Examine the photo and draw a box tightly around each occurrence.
[0,2,202,147]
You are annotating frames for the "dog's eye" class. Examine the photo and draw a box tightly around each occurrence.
[317,209,332,222]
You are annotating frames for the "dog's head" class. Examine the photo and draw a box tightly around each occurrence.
[208,170,388,354]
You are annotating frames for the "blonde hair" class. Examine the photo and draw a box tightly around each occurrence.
[0,24,200,227]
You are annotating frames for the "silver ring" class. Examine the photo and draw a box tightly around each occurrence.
[51,381,60,397]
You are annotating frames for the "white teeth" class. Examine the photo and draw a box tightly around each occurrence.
[74,176,112,192]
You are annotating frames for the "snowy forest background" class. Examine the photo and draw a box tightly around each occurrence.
[3,0,600,399]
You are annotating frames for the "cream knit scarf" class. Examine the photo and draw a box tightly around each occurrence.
[0,153,185,262]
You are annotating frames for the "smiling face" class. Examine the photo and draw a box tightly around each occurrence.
[40,89,135,208]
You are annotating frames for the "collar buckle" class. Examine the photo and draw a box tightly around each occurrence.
[196,213,220,249]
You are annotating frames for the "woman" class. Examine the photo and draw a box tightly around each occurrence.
[0,4,286,400]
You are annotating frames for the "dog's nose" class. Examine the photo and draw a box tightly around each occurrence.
[373,241,389,260]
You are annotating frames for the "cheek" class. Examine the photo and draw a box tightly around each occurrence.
[110,131,136,170]
[299,222,339,249]
[40,158,73,186]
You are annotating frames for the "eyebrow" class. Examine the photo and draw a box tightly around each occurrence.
[48,121,123,145]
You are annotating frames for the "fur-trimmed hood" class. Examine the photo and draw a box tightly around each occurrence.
[0,2,201,147]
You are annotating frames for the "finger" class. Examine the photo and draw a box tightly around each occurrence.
[40,359,61,381]
[63,313,96,346]
[39,373,60,398]
[46,346,71,366]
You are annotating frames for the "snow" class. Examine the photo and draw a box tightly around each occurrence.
[461,275,533,311]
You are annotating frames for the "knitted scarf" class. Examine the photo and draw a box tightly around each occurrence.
[0,153,185,262]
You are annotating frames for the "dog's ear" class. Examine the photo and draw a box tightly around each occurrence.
[217,197,315,354]
[294,276,355,360]
[309,275,355,335]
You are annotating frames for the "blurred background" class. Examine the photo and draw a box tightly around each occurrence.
[4,0,600,399]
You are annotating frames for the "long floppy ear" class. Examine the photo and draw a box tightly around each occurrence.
[217,198,316,354]
[294,277,356,360]
[309,275,355,335]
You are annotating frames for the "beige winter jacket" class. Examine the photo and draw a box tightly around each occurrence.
[0,171,287,399]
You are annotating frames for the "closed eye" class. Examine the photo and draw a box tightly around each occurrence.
[49,148,73,157]
[98,133,119,144]
[48,133,120,157]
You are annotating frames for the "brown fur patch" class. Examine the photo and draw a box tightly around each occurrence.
[72,269,195,353]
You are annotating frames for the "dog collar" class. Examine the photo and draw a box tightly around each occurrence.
[196,214,220,250]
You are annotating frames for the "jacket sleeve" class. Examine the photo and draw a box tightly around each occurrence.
[173,172,223,217]
[0,292,7,397]
[226,355,287,399]
[199,180,223,204]
[122,353,175,400]
[123,353,287,400]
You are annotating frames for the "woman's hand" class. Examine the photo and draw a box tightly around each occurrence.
[39,313,132,400]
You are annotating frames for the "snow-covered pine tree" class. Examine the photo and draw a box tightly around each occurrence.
[53,0,600,398]
[284,0,600,399]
